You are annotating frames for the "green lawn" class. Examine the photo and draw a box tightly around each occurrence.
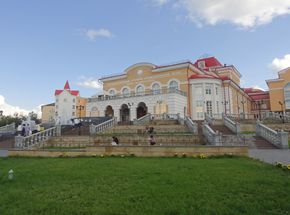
[0,157,290,215]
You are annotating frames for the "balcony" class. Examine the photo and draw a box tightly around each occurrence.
[88,88,187,103]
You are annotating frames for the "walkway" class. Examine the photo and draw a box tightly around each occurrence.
[249,149,290,164]
[0,150,8,157]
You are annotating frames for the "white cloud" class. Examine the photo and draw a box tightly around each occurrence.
[155,0,290,28]
[81,28,113,41]
[253,85,266,91]
[152,0,170,6]
[77,77,103,90]
[270,54,290,72]
[0,95,41,117]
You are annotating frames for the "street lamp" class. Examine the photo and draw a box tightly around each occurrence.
[76,105,85,135]
[279,101,285,123]
[241,100,246,119]
[221,101,229,114]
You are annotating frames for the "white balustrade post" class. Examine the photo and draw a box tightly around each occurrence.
[15,136,24,148]
[278,131,289,149]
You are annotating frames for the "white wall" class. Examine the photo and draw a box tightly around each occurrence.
[55,90,77,125]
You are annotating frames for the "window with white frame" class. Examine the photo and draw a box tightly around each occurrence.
[195,85,202,96]
[216,101,219,114]
[205,85,212,95]
[152,83,161,94]
[122,88,130,97]
[136,85,144,96]
[215,87,218,95]
[198,61,206,69]
[169,80,178,91]
[206,101,213,115]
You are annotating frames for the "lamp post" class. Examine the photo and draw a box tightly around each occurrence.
[279,101,285,123]
[221,101,228,115]
[76,105,84,135]
[241,100,246,119]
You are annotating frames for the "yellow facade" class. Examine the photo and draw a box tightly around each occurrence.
[41,103,55,123]
[267,67,290,112]
[77,97,88,118]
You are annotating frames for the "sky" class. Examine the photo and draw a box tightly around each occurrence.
[0,0,290,115]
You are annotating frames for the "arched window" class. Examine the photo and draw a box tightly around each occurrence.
[109,89,116,96]
[284,83,290,109]
[152,83,161,94]
[136,85,144,96]
[122,88,130,97]
[169,80,179,90]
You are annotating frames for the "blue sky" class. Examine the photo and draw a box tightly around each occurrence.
[0,0,290,115]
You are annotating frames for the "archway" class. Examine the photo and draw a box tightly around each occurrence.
[105,105,114,117]
[120,104,130,123]
[136,102,148,119]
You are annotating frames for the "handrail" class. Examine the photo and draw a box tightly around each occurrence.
[184,117,198,135]
[204,113,214,125]
[0,123,16,134]
[150,113,180,120]
[15,127,57,149]
[90,117,117,135]
[134,113,151,125]
[224,116,240,134]
[202,122,221,145]
[256,121,289,148]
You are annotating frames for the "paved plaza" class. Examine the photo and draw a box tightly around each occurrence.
[249,149,290,164]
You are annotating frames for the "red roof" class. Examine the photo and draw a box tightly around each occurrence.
[244,88,264,94]
[194,57,222,70]
[55,81,79,96]
[189,74,220,80]
[64,80,70,90]
[250,94,269,101]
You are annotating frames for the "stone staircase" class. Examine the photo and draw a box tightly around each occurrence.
[42,121,201,148]
[252,136,277,149]
[61,125,90,136]
[210,125,234,135]
[0,136,15,149]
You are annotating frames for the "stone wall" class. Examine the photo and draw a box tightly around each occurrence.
[8,145,248,157]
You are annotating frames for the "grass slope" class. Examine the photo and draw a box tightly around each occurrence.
[0,157,290,215]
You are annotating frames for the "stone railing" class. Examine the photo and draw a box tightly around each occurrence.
[15,126,59,149]
[0,123,16,135]
[88,88,187,103]
[224,116,241,134]
[256,121,289,149]
[202,122,222,146]
[264,112,290,123]
[184,116,198,135]
[134,113,151,125]
[90,117,117,135]
[204,113,214,126]
[150,113,180,121]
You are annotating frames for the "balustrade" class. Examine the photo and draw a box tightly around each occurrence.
[224,116,240,134]
[90,117,117,135]
[15,127,57,149]
[184,116,198,135]
[0,123,16,134]
[256,121,289,148]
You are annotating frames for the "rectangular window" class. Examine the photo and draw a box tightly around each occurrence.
[72,112,75,116]
[72,105,75,109]
[206,101,213,115]
[205,86,212,95]
[73,99,76,103]
[216,87,218,95]
[63,98,67,102]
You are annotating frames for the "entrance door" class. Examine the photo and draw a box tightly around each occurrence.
[120,104,130,123]
[136,102,148,119]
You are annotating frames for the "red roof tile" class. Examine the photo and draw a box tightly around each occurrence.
[194,57,222,69]
[64,80,70,90]
[55,81,79,96]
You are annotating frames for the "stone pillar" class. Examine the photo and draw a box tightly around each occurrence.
[131,106,137,122]
[56,125,61,137]
[278,131,289,149]
[15,135,24,148]
[236,123,241,134]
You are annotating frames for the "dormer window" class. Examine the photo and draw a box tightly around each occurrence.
[198,61,206,69]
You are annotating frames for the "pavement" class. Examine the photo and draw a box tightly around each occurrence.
[0,150,8,157]
[249,149,290,164]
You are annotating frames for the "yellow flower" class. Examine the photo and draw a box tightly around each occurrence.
[287,164,290,170]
